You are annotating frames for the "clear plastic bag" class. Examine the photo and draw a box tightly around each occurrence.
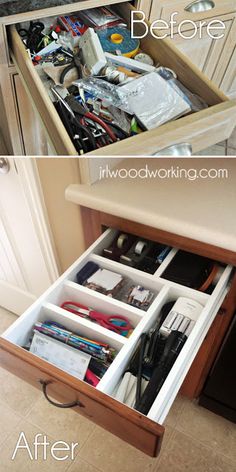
[157,67,208,112]
[73,77,128,107]
[117,72,191,129]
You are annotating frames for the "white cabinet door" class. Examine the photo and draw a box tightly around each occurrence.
[0,158,58,314]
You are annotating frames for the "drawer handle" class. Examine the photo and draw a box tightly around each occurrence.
[40,380,84,409]
[152,143,192,156]
[185,0,215,13]
[0,158,10,175]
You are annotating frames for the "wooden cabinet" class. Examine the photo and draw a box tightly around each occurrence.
[212,16,236,98]
[148,0,236,95]
[135,0,152,17]
[172,21,232,80]
[220,47,236,98]
[13,74,52,155]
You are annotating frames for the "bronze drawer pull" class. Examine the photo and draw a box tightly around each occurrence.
[39,380,84,408]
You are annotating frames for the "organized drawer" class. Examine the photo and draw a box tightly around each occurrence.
[6,1,236,156]
[0,227,233,456]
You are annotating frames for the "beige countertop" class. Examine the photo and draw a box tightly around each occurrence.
[66,158,236,252]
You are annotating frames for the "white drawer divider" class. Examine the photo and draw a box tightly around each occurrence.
[64,281,145,321]
[97,286,170,394]
[147,264,233,423]
[90,254,162,284]
[153,248,178,277]
[42,302,127,350]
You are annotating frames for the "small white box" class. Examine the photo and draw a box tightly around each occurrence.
[79,27,107,75]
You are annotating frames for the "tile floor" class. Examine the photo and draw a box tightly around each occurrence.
[192,128,236,157]
[194,127,236,156]
[0,307,236,472]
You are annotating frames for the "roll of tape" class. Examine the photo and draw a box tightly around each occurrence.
[97,27,140,58]
[134,52,154,66]
[117,233,128,249]
[134,241,147,255]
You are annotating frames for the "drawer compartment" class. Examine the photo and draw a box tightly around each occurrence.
[8,2,236,156]
[0,228,233,456]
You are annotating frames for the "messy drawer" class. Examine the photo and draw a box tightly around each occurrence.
[0,228,233,456]
[7,2,236,156]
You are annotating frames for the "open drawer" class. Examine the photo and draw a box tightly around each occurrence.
[7,2,236,156]
[0,227,233,456]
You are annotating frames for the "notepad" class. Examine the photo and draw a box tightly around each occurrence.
[87,268,123,291]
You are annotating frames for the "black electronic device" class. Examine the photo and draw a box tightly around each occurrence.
[161,250,216,291]
[136,330,187,414]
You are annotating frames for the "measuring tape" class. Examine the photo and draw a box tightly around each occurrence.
[97,27,140,58]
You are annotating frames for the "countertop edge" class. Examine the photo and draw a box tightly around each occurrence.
[65,183,236,254]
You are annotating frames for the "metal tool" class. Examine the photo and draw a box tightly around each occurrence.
[51,86,96,153]
[59,51,83,84]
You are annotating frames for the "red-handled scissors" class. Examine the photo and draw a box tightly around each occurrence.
[60,301,133,336]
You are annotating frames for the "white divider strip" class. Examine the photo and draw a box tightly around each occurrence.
[154,248,178,277]
[158,279,210,305]
[97,286,170,394]
[1,228,114,340]
[147,264,233,423]
[64,281,145,320]
[90,253,164,289]
[42,302,126,350]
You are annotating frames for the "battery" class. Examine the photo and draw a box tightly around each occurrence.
[184,320,196,337]
[178,317,191,334]
[171,313,184,331]
[159,310,178,337]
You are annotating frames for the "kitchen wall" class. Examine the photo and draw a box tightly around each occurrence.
[36,158,85,273]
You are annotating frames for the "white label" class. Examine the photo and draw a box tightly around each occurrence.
[30,332,91,380]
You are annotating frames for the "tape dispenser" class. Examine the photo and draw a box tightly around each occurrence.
[120,239,152,268]
[102,232,136,261]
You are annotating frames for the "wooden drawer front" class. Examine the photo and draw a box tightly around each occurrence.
[211,15,236,98]
[150,0,236,24]
[219,47,236,97]
[0,228,233,456]
[172,21,232,81]
[8,3,236,156]
[0,338,162,456]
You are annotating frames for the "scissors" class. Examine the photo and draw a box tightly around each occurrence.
[60,301,133,336]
